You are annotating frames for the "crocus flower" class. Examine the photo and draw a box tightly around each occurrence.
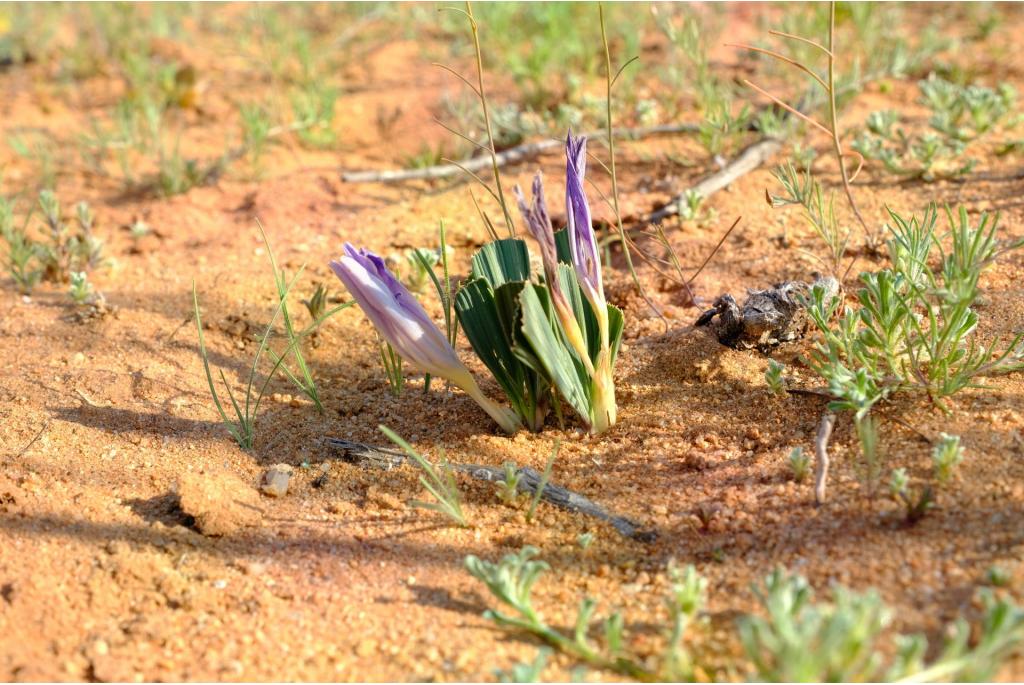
[565,132,606,317]
[330,243,520,433]
[514,173,593,374]
[564,132,616,433]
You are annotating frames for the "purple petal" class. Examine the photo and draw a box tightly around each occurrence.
[565,131,603,305]
[330,246,464,377]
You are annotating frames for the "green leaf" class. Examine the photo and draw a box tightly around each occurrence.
[455,278,528,407]
[471,238,531,288]
[516,284,591,422]
[608,303,624,365]
[554,228,573,265]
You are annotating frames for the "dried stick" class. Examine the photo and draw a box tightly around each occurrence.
[814,411,836,504]
[340,124,699,184]
[325,437,654,540]
[628,137,782,228]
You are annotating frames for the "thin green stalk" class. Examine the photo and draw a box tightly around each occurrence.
[526,441,558,523]
[826,1,873,256]
[465,1,516,237]
[599,3,664,326]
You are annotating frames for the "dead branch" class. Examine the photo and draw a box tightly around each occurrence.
[630,137,782,228]
[340,124,699,184]
[814,411,836,504]
[325,437,654,540]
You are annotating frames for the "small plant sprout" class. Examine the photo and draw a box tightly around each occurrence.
[986,566,1011,588]
[1,198,41,294]
[576,532,594,551]
[378,336,404,398]
[412,222,459,393]
[192,276,299,450]
[495,648,551,684]
[739,568,1024,682]
[932,433,964,485]
[260,223,350,414]
[768,161,849,274]
[379,425,467,527]
[765,359,786,394]
[301,282,328,322]
[331,244,521,433]
[852,77,1017,183]
[496,461,523,506]
[677,189,709,223]
[68,271,94,304]
[404,245,453,294]
[788,447,810,484]
[525,442,557,524]
[889,468,935,524]
[662,562,706,681]
[129,220,151,240]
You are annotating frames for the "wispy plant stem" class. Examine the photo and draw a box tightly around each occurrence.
[599,3,662,324]
[465,1,516,237]
[825,1,873,253]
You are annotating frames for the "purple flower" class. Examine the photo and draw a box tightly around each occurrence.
[330,244,463,379]
[330,243,520,433]
[565,132,604,312]
[515,173,593,372]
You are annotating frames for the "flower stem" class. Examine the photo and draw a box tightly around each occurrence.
[453,370,522,434]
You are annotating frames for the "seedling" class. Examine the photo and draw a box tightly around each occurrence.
[853,77,1016,181]
[889,468,935,524]
[380,425,467,527]
[576,532,595,551]
[259,223,350,414]
[378,336,404,398]
[495,649,550,683]
[496,461,523,505]
[525,442,557,524]
[765,359,786,394]
[788,447,810,484]
[932,433,964,485]
[301,283,328,322]
[768,161,849,274]
[68,271,94,305]
[985,566,1011,588]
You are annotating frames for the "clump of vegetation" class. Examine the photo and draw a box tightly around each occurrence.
[193,228,349,449]
[806,206,1024,416]
[333,135,625,435]
[0,191,104,295]
[471,548,1024,682]
[804,205,1023,503]
[740,567,1024,682]
[466,546,705,681]
[853,77,1018,181]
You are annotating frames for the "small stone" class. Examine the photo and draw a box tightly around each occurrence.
[261,464,294,497]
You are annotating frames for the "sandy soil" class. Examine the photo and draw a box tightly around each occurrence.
[1,4,1023,682]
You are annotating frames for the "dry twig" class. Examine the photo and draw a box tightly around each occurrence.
[814,411,836,504]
